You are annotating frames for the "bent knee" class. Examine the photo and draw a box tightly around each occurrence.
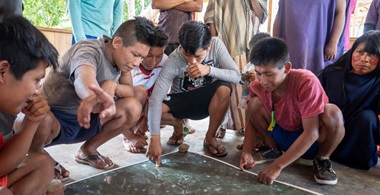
[216,85,232,96]
[134,86,148,102]
[321,104,344,128]
[323,104,343,120]
[247,96,264,112]
[117,98,142,118]
[354,109,378,123]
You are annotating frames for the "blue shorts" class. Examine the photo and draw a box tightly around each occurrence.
[267,124,318,160]
[48,109,102,146]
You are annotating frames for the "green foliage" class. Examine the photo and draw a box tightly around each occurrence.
[123,0,151,21]
[23,0,70,29]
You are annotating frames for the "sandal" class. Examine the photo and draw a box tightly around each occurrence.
[167,133,184,146]
[54,162,70,182]
[203,142,228,157]
[75,153,114,170]
[238,128,245,135]
[236,143,244,150]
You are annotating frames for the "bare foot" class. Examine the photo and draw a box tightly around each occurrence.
[216,128,226,138]
[123,139,147,153]
[123,133,148,149]
[54,162,70,181]
[47,179,65,195]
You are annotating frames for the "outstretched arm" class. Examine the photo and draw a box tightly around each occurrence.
[73,65,116,128]
[239,119,256,171]
[77,84,116,129]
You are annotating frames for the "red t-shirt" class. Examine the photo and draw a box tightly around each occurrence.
[0,133,8,187]
[249,69,328,131]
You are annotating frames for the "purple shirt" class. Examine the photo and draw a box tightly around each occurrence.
[277,0,345,74]
[365,0,380,30]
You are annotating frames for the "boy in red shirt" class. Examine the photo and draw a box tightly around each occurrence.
[239,37,345,185]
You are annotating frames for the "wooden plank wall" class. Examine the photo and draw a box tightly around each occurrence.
[38,27,72,56]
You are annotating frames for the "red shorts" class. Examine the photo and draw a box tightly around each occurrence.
[0,134,8,187]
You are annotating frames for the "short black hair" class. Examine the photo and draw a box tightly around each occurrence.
[248,32,271,50]
[113,16,156,48]
[179,21,212,55]
[250,37,289,69]
[0,15,58,80]
[152,26,168,48]
[350,30,380,60]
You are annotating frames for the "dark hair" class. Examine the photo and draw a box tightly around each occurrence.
[152,26,168,48]
[325,30,380,73]
[179,21,212,55]
[113,16,156,47]
[250,37,289,69]
[248,32,271,50]
[0,15,58,80]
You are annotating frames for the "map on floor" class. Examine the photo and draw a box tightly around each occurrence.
[65,152,317,194]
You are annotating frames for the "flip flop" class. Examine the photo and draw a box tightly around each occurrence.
[54,162,70,182]
[167,133,184,146]
[203,142,228,157]
[75,153,114,170]
[238,128,245,135]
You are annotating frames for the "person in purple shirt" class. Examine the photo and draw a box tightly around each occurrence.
[364,0,380,32]
[273,0,346,74]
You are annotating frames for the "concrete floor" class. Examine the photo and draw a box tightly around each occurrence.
[46,118,380,195]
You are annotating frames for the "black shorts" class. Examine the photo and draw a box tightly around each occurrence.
[163,80,232,120]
